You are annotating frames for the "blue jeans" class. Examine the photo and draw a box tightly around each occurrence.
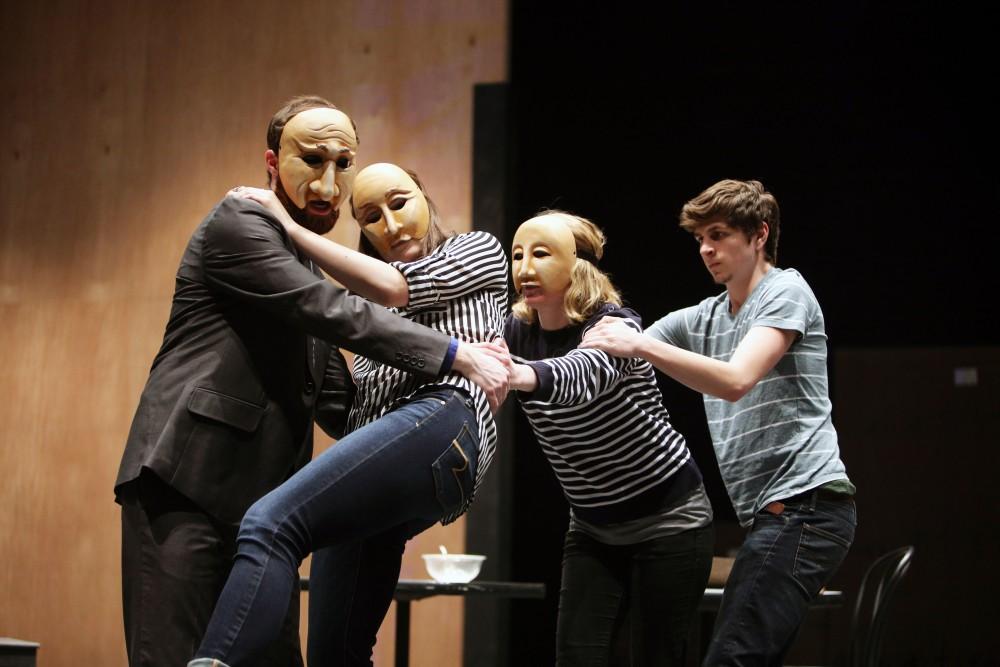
[557,523,714,666]
[704,490,857,667]
[194,388,480,667]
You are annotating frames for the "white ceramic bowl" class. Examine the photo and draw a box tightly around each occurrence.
[421,554,486,583]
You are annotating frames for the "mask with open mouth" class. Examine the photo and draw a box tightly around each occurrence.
[271,107,358,234]
[511,214,577,312]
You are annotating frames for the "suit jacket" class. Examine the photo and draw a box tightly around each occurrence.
[116,196,451,523]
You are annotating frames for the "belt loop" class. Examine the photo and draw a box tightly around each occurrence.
[806,488,818,512]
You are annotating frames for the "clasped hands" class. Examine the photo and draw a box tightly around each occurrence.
[466,314,641,414]
[460,339,546,413]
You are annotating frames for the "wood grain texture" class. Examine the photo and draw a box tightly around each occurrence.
[0,1,507,665]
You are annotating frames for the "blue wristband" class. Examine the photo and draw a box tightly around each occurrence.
[441,337,459,375]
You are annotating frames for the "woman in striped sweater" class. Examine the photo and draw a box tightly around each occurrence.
[189,164,508,667]
[505,211,714,666]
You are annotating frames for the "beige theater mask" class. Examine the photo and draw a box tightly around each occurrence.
[353,163,431,263]
[273,107,358,233]
[512,214,577,313]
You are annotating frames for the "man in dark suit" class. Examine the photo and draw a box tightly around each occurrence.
[115,95,508,667]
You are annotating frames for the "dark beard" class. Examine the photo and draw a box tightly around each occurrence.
[273,176,339,235]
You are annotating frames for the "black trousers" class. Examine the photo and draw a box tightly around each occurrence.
[120,471,303,667]
[556,523,715,666]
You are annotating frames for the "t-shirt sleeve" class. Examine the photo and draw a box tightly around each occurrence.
[645,306,696,351]
[750,274,814,337]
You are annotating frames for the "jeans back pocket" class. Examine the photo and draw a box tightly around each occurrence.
[431,422,478,520]
[792,519,854,598]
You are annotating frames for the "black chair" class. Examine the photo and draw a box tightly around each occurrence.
[786,545,914,667]
[846,545,915,667]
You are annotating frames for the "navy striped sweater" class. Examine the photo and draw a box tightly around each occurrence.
[505,304,700,524]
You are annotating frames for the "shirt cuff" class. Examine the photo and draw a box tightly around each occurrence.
[524,360,555,400]
[440,337,459,375]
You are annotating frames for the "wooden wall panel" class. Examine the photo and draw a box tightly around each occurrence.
[0,1,507,665]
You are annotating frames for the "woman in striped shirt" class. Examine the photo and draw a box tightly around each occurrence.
[505,211,714,666]
[189,163,508,667]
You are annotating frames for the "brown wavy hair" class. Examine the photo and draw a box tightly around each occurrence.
[512,210,622,324]
[679,179,781,263]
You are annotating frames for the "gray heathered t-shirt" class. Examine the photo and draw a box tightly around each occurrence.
[646,268,852,527]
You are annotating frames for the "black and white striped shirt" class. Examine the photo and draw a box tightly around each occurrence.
[348,231,508,505]
[505,304,700,524]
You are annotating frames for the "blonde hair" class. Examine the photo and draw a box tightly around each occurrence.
[512,210,622,324]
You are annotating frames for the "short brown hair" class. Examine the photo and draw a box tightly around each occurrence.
[679,179,781,263]
[265,95,359,185]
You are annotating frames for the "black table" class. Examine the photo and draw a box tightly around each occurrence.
[393,579,546,667]
[301,577,546,667]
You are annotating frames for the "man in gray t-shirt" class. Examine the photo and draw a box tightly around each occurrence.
[583,179,856,665]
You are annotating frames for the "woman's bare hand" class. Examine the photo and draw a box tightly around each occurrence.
[228,186,297,233]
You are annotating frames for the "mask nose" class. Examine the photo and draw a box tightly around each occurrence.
[517,255,535,281]
[383,209,402,236]
[311,162,338,201]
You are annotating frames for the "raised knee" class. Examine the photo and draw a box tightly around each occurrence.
[239,498,280,539]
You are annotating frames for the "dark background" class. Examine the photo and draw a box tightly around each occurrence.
[489,2,997,665]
